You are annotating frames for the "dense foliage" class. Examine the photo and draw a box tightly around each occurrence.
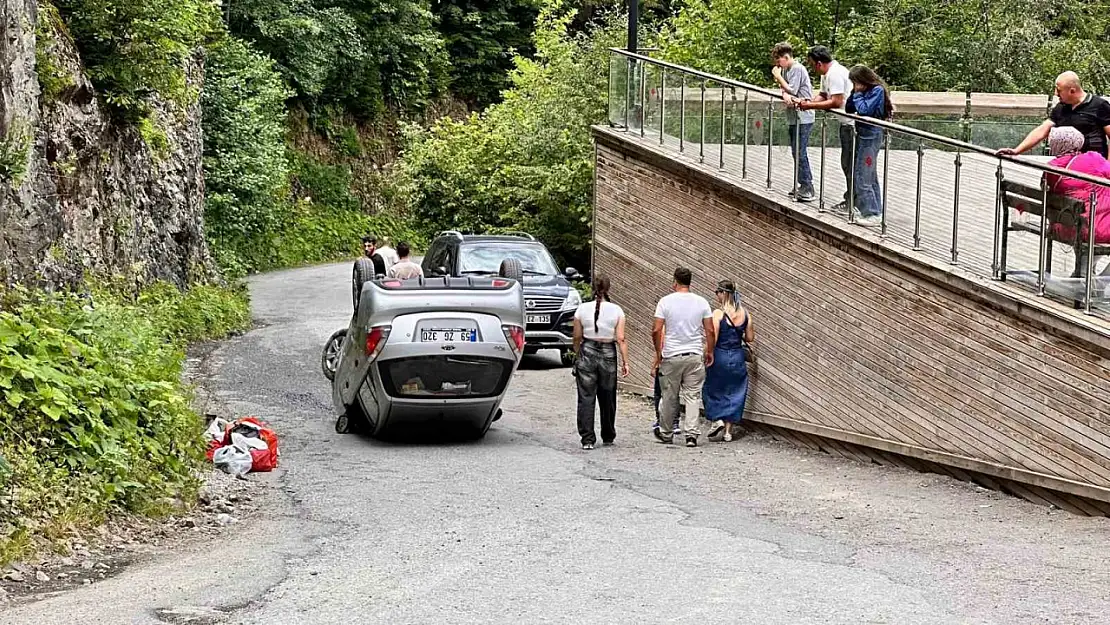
[435,0,542,107]
[399,7,623,270]
[202,36,294,274]
[663,0,1110,94]
[52,0,220,120]
[0,282,250,563]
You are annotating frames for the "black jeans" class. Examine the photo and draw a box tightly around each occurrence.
[576,341,618,445]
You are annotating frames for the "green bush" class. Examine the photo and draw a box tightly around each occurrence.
[53,0,220,120]
[399,4,624,270]
[0,281,249,563]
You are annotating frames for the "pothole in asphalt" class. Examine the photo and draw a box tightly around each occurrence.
[154,606,228,624]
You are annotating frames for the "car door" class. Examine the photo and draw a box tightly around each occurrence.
[422,239,444,277]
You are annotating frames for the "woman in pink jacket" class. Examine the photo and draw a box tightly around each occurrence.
[1043,126,1110,278]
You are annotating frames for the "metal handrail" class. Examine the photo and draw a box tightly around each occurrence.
[609,48,1110,189]
[609,48,1110,316]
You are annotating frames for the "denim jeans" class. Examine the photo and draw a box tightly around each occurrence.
[853,130,884,218]
[575,341,617,445]
[787,123,814,191]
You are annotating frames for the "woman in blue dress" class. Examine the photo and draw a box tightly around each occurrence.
[703,280,754,442]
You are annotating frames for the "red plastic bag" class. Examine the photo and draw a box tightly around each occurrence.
[220,417,280,472]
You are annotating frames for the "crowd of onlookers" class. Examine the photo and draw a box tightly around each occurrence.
[766,44,1110,263]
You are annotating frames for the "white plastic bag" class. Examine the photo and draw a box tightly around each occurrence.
[212,445,253,476]
[230,431,268,451]
[204,417,230,443]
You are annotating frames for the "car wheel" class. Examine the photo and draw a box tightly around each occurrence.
[560,351,575,367]
[352,257,376,311]
[498,258,524,282]
[321,328,347,381]
[335,400,368,435]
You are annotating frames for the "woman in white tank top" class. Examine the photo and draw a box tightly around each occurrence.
[572,276,629,449]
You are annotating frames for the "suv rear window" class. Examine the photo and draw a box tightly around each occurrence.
[458,243,559,275]
[379,356,511,398]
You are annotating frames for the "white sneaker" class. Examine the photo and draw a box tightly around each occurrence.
[855,214,882,227]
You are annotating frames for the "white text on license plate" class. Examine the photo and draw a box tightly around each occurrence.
[527,315,550,325]
[420,329,476,342]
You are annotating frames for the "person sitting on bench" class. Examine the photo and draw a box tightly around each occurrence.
[1041,126,1110,278]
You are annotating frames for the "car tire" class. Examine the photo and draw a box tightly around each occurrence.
[321,328,347,381]
[560,351,575,367]
[335,401,368,435]
[498,258,524,282]
[352,257,376,311]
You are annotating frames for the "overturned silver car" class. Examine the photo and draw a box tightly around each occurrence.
[329,275,526,439]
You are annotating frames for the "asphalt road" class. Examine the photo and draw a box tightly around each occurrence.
[4,262,1109,625]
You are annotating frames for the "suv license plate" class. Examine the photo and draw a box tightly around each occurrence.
[527,315,550,325]
[420,329,477,343]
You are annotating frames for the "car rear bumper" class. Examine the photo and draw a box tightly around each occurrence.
[524,330,572,350]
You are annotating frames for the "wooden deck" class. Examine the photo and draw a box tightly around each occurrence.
[629,122,1110,319]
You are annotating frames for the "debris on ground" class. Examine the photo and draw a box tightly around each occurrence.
[206,416,280,476]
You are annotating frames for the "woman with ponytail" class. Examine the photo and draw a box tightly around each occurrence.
[703,279,755,442]
[571,276,629,449]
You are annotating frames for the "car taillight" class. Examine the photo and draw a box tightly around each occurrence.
[502,325,525,353]
[491,279,509,287]
[365,326,391,359]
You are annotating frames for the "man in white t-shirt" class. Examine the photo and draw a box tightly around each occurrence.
[386,242,423,279]
[798,45,855,214]
[376,236,400,268]
[652,267,716,447]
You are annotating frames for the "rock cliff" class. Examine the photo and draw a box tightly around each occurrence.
[0,0,212,287]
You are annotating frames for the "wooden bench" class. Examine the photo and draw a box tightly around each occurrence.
[999,179,1110,281]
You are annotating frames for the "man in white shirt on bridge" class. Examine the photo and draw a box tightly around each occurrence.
[652,267,715,447]
[798,45,855,214]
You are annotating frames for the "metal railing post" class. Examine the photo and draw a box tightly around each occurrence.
[639,62,646,137]
[742,92,749,179]
[699,81,706,163]
[658,69,666,145]
[719,87,727,169]
[1037,181,1050,296]
[913,142,924,249]
[679,76,686,152]
[951,151,962,265]
[623,58,632,130]
[1085,190,1098,314]
[992,161,1004,279]
[881,131,890,235]
[766,97,774,189]
[847,124,858,223]
[818,114,827,212]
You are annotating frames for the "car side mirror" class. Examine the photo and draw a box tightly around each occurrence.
[565,267,583,281]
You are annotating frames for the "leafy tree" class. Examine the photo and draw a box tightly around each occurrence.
[661,0,869,85]
[433,0,542,108]
[400,4,625,270]
[202,36,294,272]
[52,0,220,120]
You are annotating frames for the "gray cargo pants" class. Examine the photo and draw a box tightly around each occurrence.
[658,353,706,438]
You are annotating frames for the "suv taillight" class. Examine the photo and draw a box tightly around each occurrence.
[365,326,391,359]
[502,325,525,353]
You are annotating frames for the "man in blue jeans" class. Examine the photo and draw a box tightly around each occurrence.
[798,46,855,213]
[771,42,815,202]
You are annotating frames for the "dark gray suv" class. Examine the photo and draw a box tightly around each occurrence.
[421,231,583,365]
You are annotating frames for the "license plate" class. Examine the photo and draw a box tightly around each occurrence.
[527,315,550,325]
[419,329,477,343]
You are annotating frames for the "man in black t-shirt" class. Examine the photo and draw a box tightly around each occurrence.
[998,71,1110,158]
[361,235,387,276]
